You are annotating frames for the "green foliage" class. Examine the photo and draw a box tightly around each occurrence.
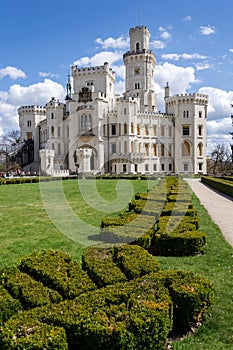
[201,176,233,198]
[82,247,127,287]
[0,316,68,349]
[113,244,160,279]
[0,285,22,324]
[20,250,96,299]
[1,267,62,309]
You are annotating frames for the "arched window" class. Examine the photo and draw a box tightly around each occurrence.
[136,42,140,51]
[198,143,203,157]
[51,126,54,137]
[182,140,191,156]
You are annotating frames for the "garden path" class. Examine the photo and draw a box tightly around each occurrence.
[185,178,233,248]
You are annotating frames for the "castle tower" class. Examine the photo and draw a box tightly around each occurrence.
[123,26,157,112]
[165,93,208,174]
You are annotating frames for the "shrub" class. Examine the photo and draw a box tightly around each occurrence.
[152,231,207,256]
[82,247,127,287]
[113,244,160,279]
[0,285,22,324]
[146,270,214,328]
[0,316,68,350]
[20,250,96,299]
[1,267,62,309]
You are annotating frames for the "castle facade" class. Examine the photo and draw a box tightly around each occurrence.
[18,25,208,176]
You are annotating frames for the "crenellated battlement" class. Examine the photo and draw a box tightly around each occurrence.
[72,62,115,77]
[18,105,46,116]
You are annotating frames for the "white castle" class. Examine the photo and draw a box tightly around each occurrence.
[18,25,208,176]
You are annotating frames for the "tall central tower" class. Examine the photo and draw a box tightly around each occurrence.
[123,26,157,112]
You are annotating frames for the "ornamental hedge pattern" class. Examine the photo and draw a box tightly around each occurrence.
[0,247,213,349]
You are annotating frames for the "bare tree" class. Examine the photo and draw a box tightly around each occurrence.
[210,144,232,175]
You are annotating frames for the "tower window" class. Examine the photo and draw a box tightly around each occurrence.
[134,67,140,75]
[135,82,140,89]
[111,124,116,135]
[51,113,54,119]
[81,114,92,131]
[136,42,140,51]
[199,111,202,118]
[183,125,190,136]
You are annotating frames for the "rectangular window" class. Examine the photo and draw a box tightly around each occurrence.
[184,163,189,171]
[183,126,190,136]
[27,120,31,127]
[111,124,116,135]
[198,125,202,136]
[199,111,202,118]
[26,132,32,140]
[145,164,149,172]
[168,144,172,157]
[161,126,164,137]
[161,164,165,171]
[169,163,172,171]
[111,143,116,153]
[145,144,149,156]
[124,107,127,115]
[123,164,127,173]
[153,144,157,156]
[153,164,157,171]
[131,122,134,133]
[161,144,165,157]
[198,163,203,171]
[168,126,172,137]
[124,123,128,134]
[137,124,140,135]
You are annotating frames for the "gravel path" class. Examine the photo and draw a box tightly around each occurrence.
[185,178,233,248]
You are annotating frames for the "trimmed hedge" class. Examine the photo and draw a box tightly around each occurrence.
[0,285,22,324]
[201,176,233,198]
[152,231,207,256]
[82,247,128,287]
[1,267,62,309]
[20,250,96,299]
[0,248,213,349]
[0,316,68,349]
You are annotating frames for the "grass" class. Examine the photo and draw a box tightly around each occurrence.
[0,178,233,349]
[0,178,152,268]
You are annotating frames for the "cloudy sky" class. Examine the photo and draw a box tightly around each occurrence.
[1,0,233,154]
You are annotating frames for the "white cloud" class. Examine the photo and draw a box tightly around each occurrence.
[39,72,59,78]
[200,25,216,35]
[151,40,166,49]
[73,51,122,67]
[195,63,210,71]
[198,86,233,121]
[0,79,65,133]
[96,36,129,49]
[160,31,171,40]
[182,16,192,22]
[154,62,199,111]
[229,49,233,53]
[162,53,208,61]
[0,66,27,80]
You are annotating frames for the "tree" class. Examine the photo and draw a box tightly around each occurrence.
[0,129,21,172]
[209,144,232,175]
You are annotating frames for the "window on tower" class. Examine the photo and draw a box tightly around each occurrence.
[134,67,140,75]
[135,82,140,89]
[182,125,190,136]
[81,114,92,131]
[136,42,140,51]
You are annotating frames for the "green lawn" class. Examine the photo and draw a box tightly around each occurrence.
[0,178,152,267]
[0,178,233,349]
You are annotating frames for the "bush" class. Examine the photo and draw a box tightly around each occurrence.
[147,270,214,328]
[82,247,127,287]
[20,250,96,299]
[113,244,160,279]
[0,285,22,324]
[1,267,62,309]
[0,316,68,349]
[152,231,207,256]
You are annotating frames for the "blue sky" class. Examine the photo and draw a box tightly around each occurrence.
[1,0,233,154]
